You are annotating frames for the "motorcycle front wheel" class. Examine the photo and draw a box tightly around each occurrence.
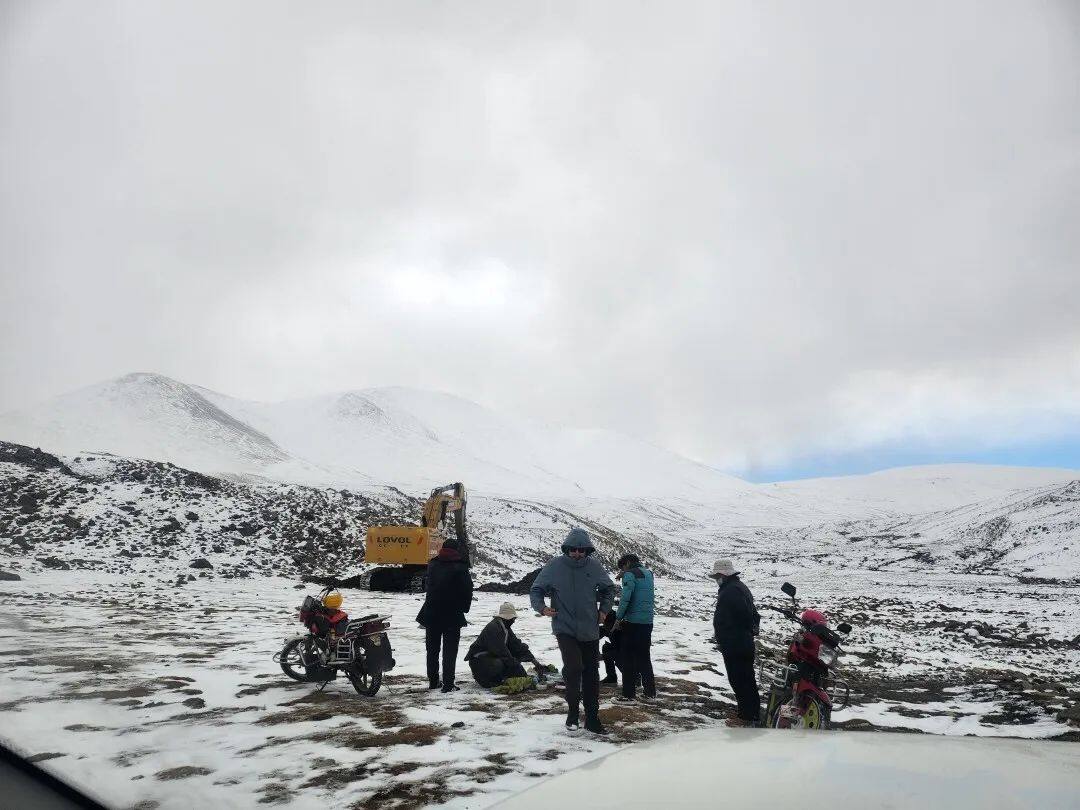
[801,696,829,729]
[772,695,829,730]
[279,637,313,682]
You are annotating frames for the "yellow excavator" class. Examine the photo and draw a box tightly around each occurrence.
[364,482,469,591]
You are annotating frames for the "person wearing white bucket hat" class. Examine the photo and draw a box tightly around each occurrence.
[710,559,736,578]
[709,558,761,727]
[464,601,545,690]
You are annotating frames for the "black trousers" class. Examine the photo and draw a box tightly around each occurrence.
[620,622,656,698]
[425,626,461,688]
[557,635,600,720]
[721,644,760,722]
[601,640,619,680]
[469,655,529,688]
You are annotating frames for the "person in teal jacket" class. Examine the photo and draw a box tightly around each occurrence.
[614,553,656,701]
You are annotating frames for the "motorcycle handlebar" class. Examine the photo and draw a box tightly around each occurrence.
[762,605,799,622]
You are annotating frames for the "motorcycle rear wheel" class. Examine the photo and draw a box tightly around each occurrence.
[348,667,383,697]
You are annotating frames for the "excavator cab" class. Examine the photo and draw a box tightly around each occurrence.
[364,482,468,591]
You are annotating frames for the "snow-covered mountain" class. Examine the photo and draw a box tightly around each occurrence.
[769,464,1080,518]
[0,373,759,500]
[7,372,1079,510]
[3,437,1079,580]
[0,373,291,476]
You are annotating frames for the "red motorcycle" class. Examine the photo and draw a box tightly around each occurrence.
[761,582,852,729]
[274,584,395,696]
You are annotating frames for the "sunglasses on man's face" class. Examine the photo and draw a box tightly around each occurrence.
[567,548,587,556]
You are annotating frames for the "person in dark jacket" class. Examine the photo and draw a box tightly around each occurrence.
[416,538,473,692]
[614,553,656,701]
[710,558,761,726]
[599,612,623,684]
[464,602,541,688]
[530,528,615,734]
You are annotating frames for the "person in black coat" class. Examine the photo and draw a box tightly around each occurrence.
[710,558,761,725]
[416,538,473,692]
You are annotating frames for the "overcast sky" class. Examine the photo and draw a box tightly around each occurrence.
[2,1,1078,479]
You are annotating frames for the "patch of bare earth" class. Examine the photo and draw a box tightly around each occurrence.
[154,765,214,780]
[311,724,447,751]
[356,778,475,810]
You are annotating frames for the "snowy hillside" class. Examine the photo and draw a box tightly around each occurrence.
[770,464,1080,517]
[2,440,1079,809]
[797,478,1080,579]
[5,372,1078,515]
[0,440,690,584]
[0,374,755,500]
[0,374,291,475]
[3,437,1079,584]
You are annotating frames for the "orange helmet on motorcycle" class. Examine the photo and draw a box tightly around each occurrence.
[800,609,827,625]
[323,591,343,609]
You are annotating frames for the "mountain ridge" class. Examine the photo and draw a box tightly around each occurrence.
[0,373,753,499]
[2,372,1077,511]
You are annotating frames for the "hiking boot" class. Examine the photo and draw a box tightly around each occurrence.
[428,681,442,690]
[600,675,618,685]
[440,684,460,693]
[614,694,635,704]
[566,705,580,730]
[584,716,608,735]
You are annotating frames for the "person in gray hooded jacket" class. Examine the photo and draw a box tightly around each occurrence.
[530,528,615,734]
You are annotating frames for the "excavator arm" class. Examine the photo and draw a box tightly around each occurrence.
[422,482,468,563]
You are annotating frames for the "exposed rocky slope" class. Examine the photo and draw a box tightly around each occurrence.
[3,439,1080,585]
[0,441,666,585]
[0,441,417,582]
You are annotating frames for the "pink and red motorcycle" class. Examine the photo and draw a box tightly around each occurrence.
[761,582,852,729]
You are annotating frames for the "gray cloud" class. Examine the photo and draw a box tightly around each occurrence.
[2,1,1079,471]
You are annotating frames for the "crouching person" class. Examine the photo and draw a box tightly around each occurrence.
[465,602,541,692]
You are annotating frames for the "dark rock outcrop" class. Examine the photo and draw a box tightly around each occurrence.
[477,567,542,595]
[0,442,75,475]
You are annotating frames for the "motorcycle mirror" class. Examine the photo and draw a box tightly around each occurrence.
[781,582,796,598]
[837,622,852,634]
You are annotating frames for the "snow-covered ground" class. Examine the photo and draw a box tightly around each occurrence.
[2,374,1079,808]
[1,569,1077,810]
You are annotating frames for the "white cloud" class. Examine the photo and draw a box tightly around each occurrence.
[2,1,1078,470]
